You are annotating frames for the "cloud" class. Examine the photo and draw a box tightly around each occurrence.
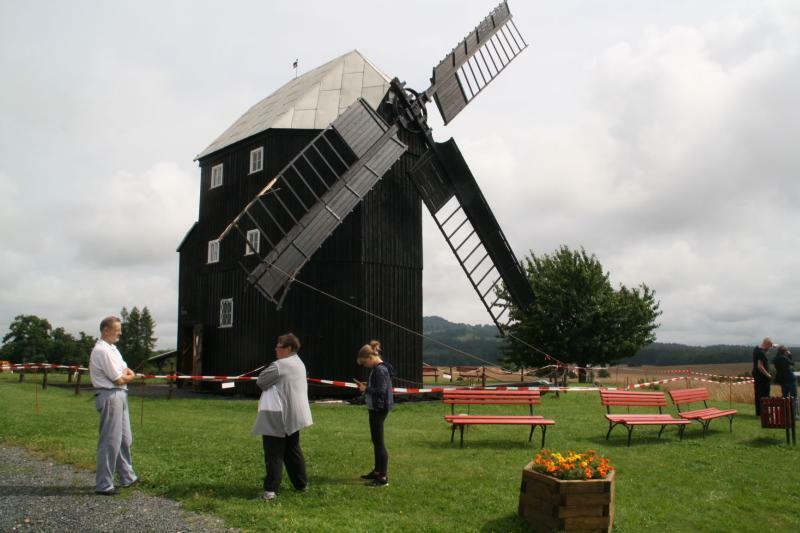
[424,5,800,344]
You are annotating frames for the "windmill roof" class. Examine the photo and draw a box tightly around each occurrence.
[197,50,392,160]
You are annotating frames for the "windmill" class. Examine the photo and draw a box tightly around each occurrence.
[178,1,534,387]
[221,0,533,331]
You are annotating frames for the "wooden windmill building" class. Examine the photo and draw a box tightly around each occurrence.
[177,1,534,390]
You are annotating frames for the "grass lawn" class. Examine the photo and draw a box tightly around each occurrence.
[1,373,798,532]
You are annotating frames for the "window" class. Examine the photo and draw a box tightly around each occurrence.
[245,229,260,255]
[249,147,264,174]
[207,239,220,264]
[219,298,233,328]
[210,164,224,189]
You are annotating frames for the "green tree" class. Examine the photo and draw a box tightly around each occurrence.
[502,246,661,380]
[118,306,157,369]
[49,327,77,365]
[140,307,158,353]
[1,315,53,362]
[75,332,97,366]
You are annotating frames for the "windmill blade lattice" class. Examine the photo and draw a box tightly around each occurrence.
[409,138,534,332]
[220,98,407,308]
[426,0,528,125]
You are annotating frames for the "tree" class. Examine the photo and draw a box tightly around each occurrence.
[502,246,661,380]
[118,306,157,369]
[1,315,53,362]
[49,327,78,365]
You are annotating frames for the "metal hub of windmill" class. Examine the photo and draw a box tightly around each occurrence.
[218,0,534,336]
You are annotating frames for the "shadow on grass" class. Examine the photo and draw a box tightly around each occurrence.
[161,473,367,501]
[481,513,530,532]
[584,432,687,448]
[423,438,536,451]
[743,436,795,448]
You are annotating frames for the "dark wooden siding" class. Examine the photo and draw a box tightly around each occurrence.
[178,126,425,393]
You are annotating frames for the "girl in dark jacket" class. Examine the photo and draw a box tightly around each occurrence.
[355,340,394,487]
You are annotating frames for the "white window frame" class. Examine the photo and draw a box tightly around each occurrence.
[210,163,224,189]
[249,147,264,174]
[245,229,260,255]
[207,239,220,264]
[219,298,233,328]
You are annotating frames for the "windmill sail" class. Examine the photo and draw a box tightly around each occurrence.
[409,138,533,331]
[426,1,527,125]
[220,98,407,308]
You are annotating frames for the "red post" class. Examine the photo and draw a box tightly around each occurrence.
[74,371,82,395]
[139,378,145,426]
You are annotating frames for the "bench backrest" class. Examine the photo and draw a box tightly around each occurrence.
[422,367,439,375]
[443,389,541,404]
[668,387,710,407]
[600,389,667,410]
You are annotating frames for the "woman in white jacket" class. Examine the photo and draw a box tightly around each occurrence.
[252,333,313,501]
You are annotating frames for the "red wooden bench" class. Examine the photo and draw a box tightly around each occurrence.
[760,397,796,445]
[668,387,737,437]
[443,389,555,447]
[444,415,555,447]
[600,389,690,446]
[443,389,542,415]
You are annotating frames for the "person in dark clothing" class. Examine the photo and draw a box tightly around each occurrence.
[355,340,394,488]
[772,345,798,420]
[752,337,774,415]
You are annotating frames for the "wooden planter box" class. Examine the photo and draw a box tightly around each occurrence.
[518,463,615,532]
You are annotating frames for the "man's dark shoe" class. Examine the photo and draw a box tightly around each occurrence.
[368,477,389,487]
[360,471,380,480]
[95,488,117,496]
[120,479,139,489]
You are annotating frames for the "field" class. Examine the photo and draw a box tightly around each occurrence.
[1,370,798,532]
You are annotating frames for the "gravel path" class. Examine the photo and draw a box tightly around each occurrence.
[0,444,237,532]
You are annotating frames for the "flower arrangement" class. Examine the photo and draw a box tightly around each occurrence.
[530,449,613,480]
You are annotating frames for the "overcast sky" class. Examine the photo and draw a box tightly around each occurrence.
[1,0,798,349]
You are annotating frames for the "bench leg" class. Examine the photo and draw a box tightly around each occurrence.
[729,416,734,433]
[658,425,666,439]
[606,422,617,441]
[529,425,535,442]
[626,425,634,447]
[460,425,465,448]
[451,424,456,443]
[541,425,547,448]
[678,424,686,441]
[701,420,709,439]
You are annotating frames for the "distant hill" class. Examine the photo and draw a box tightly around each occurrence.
[422,316,502,366]
[422,316,795,366]
[618,342,796,366]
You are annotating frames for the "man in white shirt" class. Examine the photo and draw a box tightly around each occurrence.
[89,316,138,495]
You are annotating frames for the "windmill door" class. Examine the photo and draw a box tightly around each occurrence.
[192,325,203,390]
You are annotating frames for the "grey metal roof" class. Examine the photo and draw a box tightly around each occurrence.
[196,50,392,160]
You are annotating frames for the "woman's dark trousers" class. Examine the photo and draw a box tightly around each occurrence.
[369,409,389,476]
[262,431,307,492]
[753,379,771,415]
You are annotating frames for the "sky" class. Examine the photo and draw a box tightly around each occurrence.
[1,0,798,349]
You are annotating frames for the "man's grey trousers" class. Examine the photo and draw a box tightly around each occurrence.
[94,389,137,492]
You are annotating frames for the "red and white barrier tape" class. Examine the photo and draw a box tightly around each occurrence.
[688,371,751,381]
[307,377,606,393]
[4,363,88,372]
[626,376,687,389]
